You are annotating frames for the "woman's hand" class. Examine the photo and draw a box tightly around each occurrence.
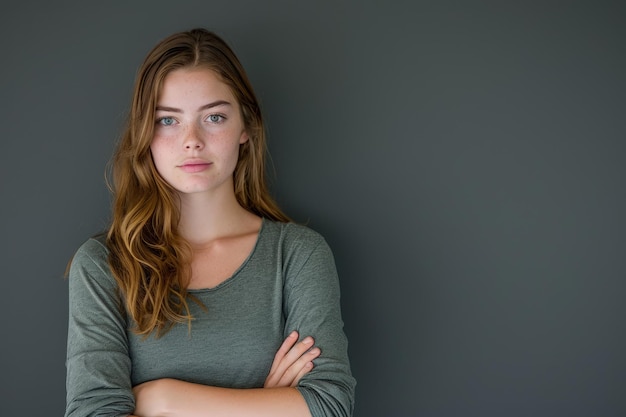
[264,331,320,388]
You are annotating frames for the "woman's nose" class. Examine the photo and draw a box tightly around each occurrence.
[183,124,204,150]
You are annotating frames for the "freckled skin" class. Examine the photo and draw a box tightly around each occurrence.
[150,68,249,196]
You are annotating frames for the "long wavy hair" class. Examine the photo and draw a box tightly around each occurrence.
[106,28,289,337]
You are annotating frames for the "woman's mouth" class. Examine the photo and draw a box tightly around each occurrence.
[179,162,212,173]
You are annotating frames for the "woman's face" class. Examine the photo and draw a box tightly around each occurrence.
[150,67,248,198]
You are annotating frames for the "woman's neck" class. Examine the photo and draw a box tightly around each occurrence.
[177,189,260,246]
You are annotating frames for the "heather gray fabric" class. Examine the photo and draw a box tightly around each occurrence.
[65,219,355,417]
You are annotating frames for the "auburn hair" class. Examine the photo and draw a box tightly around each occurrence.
[106,28,289,337]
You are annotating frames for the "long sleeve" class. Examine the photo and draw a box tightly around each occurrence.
[281,225,356,417]
[64,223,356,417]
[65,237,135,417]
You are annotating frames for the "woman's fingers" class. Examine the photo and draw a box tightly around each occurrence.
[273,344,320,387]
[270,331,299,367]
[266,331,298,380]
[264,331,320,388]
[286,347,320,387]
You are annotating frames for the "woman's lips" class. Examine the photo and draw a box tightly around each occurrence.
[179,162,212,173]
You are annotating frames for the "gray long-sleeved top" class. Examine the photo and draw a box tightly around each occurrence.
[65,219,355,417]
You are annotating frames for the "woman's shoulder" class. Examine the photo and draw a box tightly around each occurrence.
[262,219,327,248]
[74,233,109,259]
[259,219,335,269]
[69,233,112,278]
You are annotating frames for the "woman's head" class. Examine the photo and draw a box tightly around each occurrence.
[114,28,280,217]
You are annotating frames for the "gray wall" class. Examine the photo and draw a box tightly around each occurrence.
[1,1,624,416]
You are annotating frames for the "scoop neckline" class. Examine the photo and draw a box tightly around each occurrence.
[185,217,266,294]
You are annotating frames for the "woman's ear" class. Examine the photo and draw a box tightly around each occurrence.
[239,130,250,144]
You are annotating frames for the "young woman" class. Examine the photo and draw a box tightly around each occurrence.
[65,28,355,417]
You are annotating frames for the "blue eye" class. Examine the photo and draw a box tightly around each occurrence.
[157,117,176,126]
[207,114,225,123]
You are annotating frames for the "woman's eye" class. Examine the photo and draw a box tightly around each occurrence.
[207,114,225,123]
[157,117,176,126]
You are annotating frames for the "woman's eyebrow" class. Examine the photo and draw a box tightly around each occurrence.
[198,100,231,111]
[155,100,232,113]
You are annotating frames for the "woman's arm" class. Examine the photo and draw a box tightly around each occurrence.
[134,381,311,417]
[133,331,320,417]
[280,226,356,417]
[65,238,135,417]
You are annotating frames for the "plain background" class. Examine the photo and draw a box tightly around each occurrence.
[1,1,624,416]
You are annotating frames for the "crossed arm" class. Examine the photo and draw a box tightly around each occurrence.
[130,331,320,417]
[66,233,355,417]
